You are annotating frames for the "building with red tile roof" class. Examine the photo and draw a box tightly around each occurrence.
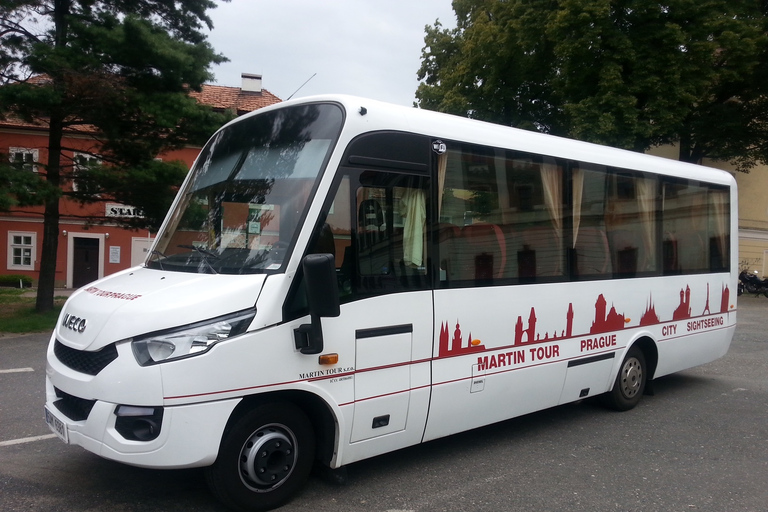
[1,74,280,288]
[190,74,281,115]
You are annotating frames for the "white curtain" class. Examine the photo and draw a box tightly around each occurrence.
[401,188,426,267]
[572,168,584,248]
[540,159,562,240]
[710,189,729,265]
[437,153,448,217]
[690,187,708,231]
[635,176,656,271]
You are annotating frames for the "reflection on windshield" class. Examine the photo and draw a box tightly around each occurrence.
[147,103,344,274]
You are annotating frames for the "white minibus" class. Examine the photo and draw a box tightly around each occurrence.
[45,95,737,511]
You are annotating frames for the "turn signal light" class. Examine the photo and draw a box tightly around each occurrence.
[318,353,339,365]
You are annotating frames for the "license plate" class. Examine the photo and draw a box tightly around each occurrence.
[44,406,69,444]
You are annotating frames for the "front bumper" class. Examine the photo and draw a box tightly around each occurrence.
[44,375,240,469]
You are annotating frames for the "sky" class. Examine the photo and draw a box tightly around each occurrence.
[205,0,457,107]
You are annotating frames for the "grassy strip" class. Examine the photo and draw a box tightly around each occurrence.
[0,289,65,333]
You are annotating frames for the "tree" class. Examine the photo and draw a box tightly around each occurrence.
[417,0,768,168]
[0,1,231,312]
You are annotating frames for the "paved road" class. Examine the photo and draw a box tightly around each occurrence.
[1,297,767,512]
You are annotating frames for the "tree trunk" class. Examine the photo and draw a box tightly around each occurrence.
[36,114,63,313]
[678,133,693,164]
[35,0,70,313]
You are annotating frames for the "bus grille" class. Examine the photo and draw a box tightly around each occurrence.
[53,387,96,421]
[54,340,118,376]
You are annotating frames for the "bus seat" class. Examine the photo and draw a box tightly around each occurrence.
[662,232,678,273]
[521,226,562,277]
[454,223,507,280]
[609,229,642,276]
[436,223,460,243]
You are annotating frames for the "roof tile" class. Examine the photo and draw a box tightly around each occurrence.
[0,82,282,130]
[189,84,282,114]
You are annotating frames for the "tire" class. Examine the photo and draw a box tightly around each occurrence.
[602,346,646,411]
[206,403,315,512]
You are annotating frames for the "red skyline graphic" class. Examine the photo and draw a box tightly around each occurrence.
[438,321,486,357]
[439,282,731,357]
[513,303,573,345]
[591,294,626,334]
[719,284,730,314]
[672,285,692,320]
[639,296,660,326]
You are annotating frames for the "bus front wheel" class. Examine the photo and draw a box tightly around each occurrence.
[603,346,646,411]
[206,403,315,512]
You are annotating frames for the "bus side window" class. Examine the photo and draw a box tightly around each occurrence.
[438,145,508,284]
[605,173,659,277]
[352,173,429,296]
[662,180,729,274]
[297,170,431,310]
[571,166,612,279]
[438,144,566,285]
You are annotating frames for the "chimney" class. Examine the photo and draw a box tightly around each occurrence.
[241,73,262,93]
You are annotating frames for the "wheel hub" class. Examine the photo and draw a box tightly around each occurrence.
[239,425,297,490]
[621,357,643,399]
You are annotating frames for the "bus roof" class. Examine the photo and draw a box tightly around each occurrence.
[236,94,736,187]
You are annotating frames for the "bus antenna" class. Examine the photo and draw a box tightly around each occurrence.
[287,73,317,100]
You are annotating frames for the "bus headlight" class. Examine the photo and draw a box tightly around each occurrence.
[131,309,255,366]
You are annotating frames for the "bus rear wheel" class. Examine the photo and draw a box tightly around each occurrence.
[603,346,646,411]
[206,403,315,512]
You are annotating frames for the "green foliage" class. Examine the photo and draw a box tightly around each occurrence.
[417,0,768,170]
[0,274,34,288]
[0,156,61,211]
[0,0,231,311]
[0,1,232,220]
[75,158,190,229]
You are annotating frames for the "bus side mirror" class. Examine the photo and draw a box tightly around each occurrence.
[294,253,340,354]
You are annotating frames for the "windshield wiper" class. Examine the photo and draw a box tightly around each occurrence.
[178,244,219,274]
[149,250,167,270]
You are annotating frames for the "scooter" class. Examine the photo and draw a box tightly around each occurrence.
[738,270,768,297]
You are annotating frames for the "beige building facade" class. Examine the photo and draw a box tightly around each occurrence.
[727,163,768,275]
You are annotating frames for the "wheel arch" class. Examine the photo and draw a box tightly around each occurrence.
[629,335,658,383]
[221,390,338,468]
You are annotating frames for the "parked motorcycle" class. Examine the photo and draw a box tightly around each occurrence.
[738,270,768,297]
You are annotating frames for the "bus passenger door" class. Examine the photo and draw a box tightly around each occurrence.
[307,169,433,458]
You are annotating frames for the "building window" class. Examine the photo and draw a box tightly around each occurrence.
[8,147,39,172]
[8,231,36,270]
[72,152,102,192]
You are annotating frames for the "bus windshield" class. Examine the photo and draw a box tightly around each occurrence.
[147,103,344,274]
